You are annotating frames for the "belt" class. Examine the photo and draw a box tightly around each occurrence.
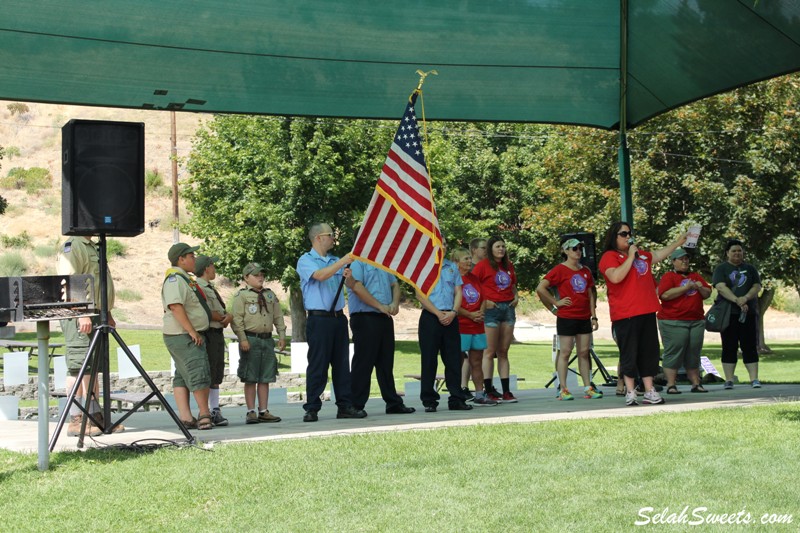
[423,309,453,315]
[307,310,345,318]
[208,327,223,332]
[350,311,383,316]
[245,331,272,339]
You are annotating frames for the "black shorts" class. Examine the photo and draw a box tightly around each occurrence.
[556,317,592,337]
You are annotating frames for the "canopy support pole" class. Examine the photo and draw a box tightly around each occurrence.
[618,0,634,227]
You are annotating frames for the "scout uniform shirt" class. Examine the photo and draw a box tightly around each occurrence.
[57,236,115,310]
[162,267,210,334]
[231,287,286,343]
[197,277,226,329]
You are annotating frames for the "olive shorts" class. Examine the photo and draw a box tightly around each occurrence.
[237,335,278,384]
[163,333,211,391]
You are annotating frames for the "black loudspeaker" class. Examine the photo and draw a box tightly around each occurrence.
[559,232,598,281]
[62,119,145,236]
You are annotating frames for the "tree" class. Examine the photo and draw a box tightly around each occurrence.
[185,116,392,340]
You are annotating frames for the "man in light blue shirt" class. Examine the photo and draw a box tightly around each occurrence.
[346,259,414,414]
[296,222,366,422]
[415,240,472,412]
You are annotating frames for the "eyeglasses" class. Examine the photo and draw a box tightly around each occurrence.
[317,232,333,238]
[568,245,583,252]
[617,231,633,238]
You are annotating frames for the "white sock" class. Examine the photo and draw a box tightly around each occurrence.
[209,388,220,410]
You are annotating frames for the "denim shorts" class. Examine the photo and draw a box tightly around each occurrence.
[484,301,516,328]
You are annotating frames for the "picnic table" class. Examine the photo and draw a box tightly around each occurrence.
[0,339,65,357]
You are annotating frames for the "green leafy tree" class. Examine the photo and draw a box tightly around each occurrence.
[184,116,392,340]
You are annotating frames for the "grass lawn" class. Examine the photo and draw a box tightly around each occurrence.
[1,403,799,531]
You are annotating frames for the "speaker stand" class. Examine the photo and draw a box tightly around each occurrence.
[49,234,195,450]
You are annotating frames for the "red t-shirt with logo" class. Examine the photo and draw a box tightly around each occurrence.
[657,271,710,321]
[458,271,485,334]
[472,259,516,303]
[543,263,595,320]
[599,249,661,322]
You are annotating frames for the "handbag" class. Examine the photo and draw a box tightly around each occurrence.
[705,298,731,332]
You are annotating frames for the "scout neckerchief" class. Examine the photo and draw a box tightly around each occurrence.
[164,268,212,322]
[250,288,268,312]
[209,281,226,310]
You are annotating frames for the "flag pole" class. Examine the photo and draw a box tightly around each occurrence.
[413,70,441,258]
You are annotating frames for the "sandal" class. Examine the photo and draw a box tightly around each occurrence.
[666,385,681,394]
[197,413,213,430]
[181,417,198,429]
[691,384,708,393]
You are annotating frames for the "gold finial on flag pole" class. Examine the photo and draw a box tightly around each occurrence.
[415,69,438,90]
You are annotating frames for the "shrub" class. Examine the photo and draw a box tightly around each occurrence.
[6,103,29,116]
[33,243,59,258]
[0,231,32,249]
[146,168,171,197]
[117,289,143,301]
[4,146,21,159]
[0,167,52,193]
[0,252,28,276]
[105,238,128,257]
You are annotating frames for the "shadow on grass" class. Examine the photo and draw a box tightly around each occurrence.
[0,439,207,483]
[773,408,800,423]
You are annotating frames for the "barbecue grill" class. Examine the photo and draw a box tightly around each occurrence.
[0,275,96,322]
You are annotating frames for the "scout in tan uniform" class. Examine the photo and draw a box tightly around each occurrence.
[57,235,123,436]
[195,255,232,426]
[162,243,213,430]
[231,262,287,424]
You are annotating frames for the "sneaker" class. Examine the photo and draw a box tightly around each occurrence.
[486,389,503,403]
[558,388,574,401]
[461,387,474,401]
[246,411,259,424]
[472,396,498,406]
[258,410,281,423]
[642,390,665,405]
[211,409,229,427]
[501,391,518,403]
[724,380,734,390]
[583,385,603,399]
[625,390,639,406]
[751,380,762,388]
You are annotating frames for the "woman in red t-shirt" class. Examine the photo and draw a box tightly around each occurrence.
[452,248,497,406]
[657,247,712,394]
[599,221,686,407]
[535,237,601,401]
[472,236,519,403]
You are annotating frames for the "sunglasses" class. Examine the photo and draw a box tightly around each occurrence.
[567,245,583,252]
[617,231,633,238]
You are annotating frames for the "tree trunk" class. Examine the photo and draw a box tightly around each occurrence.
[757,287,774,354]
[289,286,307,342]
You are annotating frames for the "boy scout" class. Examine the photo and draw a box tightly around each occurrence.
[231,262,287,424]
[194,254,232,426]
[162,243,214,430]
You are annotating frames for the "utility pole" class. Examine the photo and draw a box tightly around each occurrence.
[171,110,180,242]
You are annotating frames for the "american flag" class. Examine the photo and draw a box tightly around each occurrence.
[352,91,443,295]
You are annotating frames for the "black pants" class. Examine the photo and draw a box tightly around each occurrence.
[721,312,759,364]
[350,312,403,410]
[304,314,353,412]
[612,312,660,379]
[418,310,466,407]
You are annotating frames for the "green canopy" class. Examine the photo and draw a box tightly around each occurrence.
[3,1,799,130]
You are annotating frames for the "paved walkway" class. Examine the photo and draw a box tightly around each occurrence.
[3,383,799,454]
